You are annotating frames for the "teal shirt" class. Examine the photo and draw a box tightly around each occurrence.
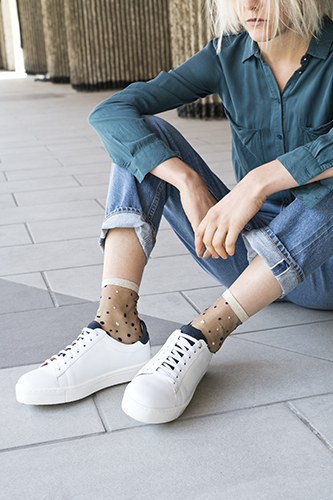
[89,17,333,209]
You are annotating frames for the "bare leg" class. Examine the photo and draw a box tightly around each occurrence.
[102,228,146,284]
[191,255,282,352]
[229,255,282,315]
[95,228,146,343]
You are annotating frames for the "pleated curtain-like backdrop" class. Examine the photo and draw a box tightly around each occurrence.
[63,0,172,90]
[0,3,7,69]
[16,0,47,74]
[3,0,223,118]
[41,0,70,83]
[169,0,224,118]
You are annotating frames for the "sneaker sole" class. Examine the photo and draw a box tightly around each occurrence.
[121,369,208,424]
[16,363,146,405]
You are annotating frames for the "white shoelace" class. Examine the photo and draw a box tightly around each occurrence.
[42,328,100,371]
[145,332,202,385]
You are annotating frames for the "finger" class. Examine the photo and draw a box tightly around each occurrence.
[212,228,229,259]
[224,227,241,256]
[195,230,205,258]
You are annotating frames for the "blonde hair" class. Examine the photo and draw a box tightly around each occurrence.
[208,0,333,49]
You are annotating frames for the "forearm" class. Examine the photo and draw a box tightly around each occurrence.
[247,160,333,199]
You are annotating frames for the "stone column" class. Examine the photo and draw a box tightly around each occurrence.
[64,0,172,91]
[40,0,70,83]
[0,0,21,70]
[169,0,224,118]
[16,0,47,74]
[0,3,7,69]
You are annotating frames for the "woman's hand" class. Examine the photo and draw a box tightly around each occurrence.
[195,173,267,259]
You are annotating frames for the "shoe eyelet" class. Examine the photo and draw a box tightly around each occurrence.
[198,344,202,349]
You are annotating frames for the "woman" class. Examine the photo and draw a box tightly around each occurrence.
[16,0,333,424]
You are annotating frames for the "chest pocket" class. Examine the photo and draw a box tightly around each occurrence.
[300,117,333,142]
[227,114,266,166]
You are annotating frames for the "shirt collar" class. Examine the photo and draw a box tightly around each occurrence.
[241,16,333,64]
[307,17,333,60]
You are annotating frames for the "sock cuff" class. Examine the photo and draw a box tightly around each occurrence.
[222,289,249,324]
[102,278,139,295]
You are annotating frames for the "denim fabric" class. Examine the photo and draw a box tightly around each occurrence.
[100,116,333,310]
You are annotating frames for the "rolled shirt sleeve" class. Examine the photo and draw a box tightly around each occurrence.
[278,127,333,208]
[88,41,221,182]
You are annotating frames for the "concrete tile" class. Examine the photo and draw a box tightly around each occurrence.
[0,151,55,163]
[14,184,108,206]
[0,193,16,208]
[74,172,110,187]
[290,393,333,446]
[2,405,333,500]
[5,162,111,181]
[2,272,48,290]
[0,238,103,276]
[0,365,104,450]
[0,278,54,314]
[50,146,105,159]
[150,228,188,258]
[45,138,99,150]
[45,265,103,301]
[140,254,219,295]
[236,301,333,334]
[138,291,198,324]
[0,172,5,182]
[0,145,49,156]
[0,302,99,368]
[28,215,102,243]
[183,335,333,420]
[1,199,104,224]
[240,320,333,361]
[0,157,62,170]
[0,223,32,246]
[0,175,80,194]
[57,150,110,167]
[183,285,227,311]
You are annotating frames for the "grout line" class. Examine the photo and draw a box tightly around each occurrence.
[287,402,333,453]
[11,192,19,207]
[95,198,105,210]
[179,290,201,315]
[72,175,83,187]
[231,335,333,364]
[2,392,333,455]
[24,222,35,244]
[0,431,107,455]
[92,394,111,433]
[41,271,60,308]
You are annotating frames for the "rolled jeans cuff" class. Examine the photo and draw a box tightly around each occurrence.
[99,209,156,261]
[242,227,306,298]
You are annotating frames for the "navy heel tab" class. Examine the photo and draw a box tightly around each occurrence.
[139,321,150,344]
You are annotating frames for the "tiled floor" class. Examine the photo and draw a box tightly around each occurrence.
[1,72,333,499]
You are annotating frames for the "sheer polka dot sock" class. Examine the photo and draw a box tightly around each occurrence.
[94,279,142,344]
[189,290,250,353]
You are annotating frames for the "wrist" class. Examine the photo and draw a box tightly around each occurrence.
[248,160,298,198]
[151,157,203,191]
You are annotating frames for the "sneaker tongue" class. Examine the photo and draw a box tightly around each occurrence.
[87,320,103,330]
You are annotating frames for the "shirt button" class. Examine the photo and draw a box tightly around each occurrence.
[277,134,283,140]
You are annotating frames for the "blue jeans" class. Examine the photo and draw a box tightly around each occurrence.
[99,116,333,310]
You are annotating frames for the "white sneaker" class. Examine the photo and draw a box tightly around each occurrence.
[16,321,151,405]
[122,330,212,424]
